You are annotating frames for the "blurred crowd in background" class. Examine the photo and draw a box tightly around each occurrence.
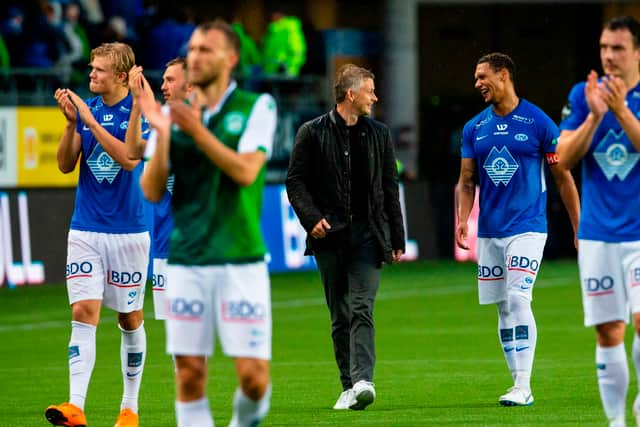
[0,0,318,87]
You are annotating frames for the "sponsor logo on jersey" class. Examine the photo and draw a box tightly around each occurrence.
[478,264,504,281]
[120,121,128,130]
[224,112,245,135]
[107,270,143,287]
[474,117,491,129]
[475,134,488,141]
[631,268,640,288]
[152,273,166,290]
[127,290,137,305]
[69,345,80,359]
[512,114,534,125]
[222,300,266,324]
[500,328,514,342]
[103,114,113,121]
[585,276,614,296]
[515,325,528,340]
[483,146,519,186]
[493,123,509,136]
[87,144,122,184]
[514,133,528,142]
[593,129,640,181]
[66,261,93,279]
[507,255,539,275]
[127,352,143,367]
[120,106,131,113]
[168,298,204,321]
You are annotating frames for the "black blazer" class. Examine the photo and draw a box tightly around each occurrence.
[285,109,406,264]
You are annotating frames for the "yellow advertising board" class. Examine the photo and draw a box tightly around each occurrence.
[16,107,79,187]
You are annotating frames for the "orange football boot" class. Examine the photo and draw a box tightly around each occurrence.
[114,408,139,427]
[44,402,87,426]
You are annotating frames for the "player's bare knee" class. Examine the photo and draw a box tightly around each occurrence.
[118,310,143,330]
[71,300,100,325]
[175,356,207,396]
[236,359,270,400]
[596,321,625,346]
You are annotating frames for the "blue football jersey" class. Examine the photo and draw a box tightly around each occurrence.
[71,94,151,233]
[559,81,640,242]
[461,99,559,238]
[152,175,174,259]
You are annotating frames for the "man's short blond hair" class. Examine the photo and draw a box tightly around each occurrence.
[90,42,135,76]
[334,64,375,103]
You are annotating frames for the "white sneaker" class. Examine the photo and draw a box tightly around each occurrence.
[333,389,354,410]
[349,380,376,410]
[498,386,534,406]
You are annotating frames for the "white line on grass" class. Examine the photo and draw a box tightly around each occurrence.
[0,278,572,333]
[272,277,571,309]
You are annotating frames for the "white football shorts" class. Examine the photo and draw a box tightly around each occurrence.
[477,232,547,305]
[66,229,150,313]
[152,257,168,320]
[579,239,640,326]
[165,262,272,360]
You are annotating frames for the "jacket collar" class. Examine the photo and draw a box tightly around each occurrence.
[330,106,362,129]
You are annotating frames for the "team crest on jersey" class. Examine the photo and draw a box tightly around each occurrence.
[86,144,121,183]
[224,112,245,135]
[483,146,519,186]
[593,129,640,181]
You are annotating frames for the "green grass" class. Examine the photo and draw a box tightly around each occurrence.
[0,259,632,426]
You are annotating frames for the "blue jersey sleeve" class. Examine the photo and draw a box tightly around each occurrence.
[559,82,588,131]
[141,116,151,139]
[460,120,475,159]
[537,111,560,154]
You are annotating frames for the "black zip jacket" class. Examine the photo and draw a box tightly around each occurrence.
[285,109,406,264]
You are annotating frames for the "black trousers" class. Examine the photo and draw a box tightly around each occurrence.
[313,221,381,390]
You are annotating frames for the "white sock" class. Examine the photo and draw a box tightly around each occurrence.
[229,384,272,427]
[510,294,536,391]
[596,343,628,421]
[497,301,516,381]
[176,397,214,427]
[69,321,96,410]
[119,322,146,413]
[633,334,640,411]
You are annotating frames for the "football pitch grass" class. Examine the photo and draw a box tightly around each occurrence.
[0,259,634,426]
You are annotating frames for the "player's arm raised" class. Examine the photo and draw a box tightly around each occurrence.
[125,65,152,160]
[138,93,170,202]
[455,157,476,250]
[557,71,605,170]
[601,75,640,152]
[54,88,82,174]
[170,95,276,186]
[66,89,141,171]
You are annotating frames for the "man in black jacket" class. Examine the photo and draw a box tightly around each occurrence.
[286,63,405,411]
